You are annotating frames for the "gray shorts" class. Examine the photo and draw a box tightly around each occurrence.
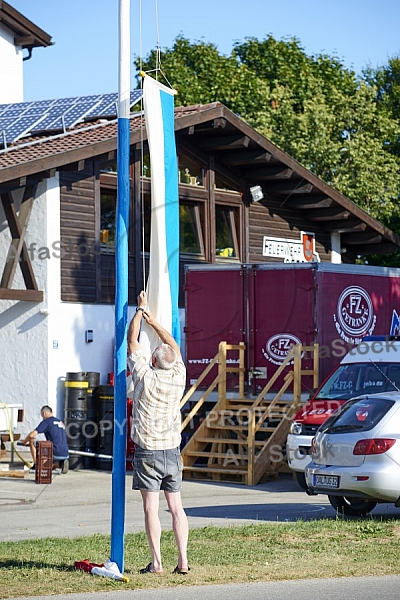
[133,446,183,492]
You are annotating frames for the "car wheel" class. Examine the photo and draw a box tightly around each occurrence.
[295,471,308,490]
[295,471,318,495]
[328,495,377,517]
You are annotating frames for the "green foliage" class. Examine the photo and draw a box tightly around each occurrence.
[364,55,400,157]
[136,36,266,120]
[136,35,400,260]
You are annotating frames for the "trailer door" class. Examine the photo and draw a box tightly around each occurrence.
[249,266,316,395]
[185,267,245,388]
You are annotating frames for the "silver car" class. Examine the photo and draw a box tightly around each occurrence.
[305,392,400,516]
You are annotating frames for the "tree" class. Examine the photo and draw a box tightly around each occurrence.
[136,35,400,247]
[135,36,267,120]
[232,37,400,224]
[364,55,400,156]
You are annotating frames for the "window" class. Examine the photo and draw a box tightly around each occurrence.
[100,164,117,174]
[319,396,395,434]
[141,197,205,256]
[215,173,239,192]
[100,189,117,246]
[215,205,239,259]
[100,169,134,252]
[180,203,204,255]
[142,193,151,253]
[141,153,151,178]
[179,155,205,187]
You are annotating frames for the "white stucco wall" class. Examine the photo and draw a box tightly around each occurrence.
[0,181,49,436]
[0,23,23,104]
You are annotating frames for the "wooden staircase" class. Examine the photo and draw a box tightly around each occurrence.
[180,342,319,485]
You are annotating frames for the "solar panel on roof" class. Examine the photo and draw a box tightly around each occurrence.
[23,100,54,114]
[0,90,143,147]
[0,113,46,144]
[27,99,53,108]
[0,102,33,117]
[85,99,117,118]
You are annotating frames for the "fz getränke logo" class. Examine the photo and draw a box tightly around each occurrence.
[333,286,376,344]
[262,333,302,365]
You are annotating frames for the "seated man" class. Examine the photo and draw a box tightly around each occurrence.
[21,405,69,473]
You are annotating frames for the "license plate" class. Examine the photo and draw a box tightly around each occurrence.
[314,475,339,488]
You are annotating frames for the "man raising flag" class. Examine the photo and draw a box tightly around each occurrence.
[127,291,189,575]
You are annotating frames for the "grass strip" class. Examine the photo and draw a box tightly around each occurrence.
[1,518,400,597]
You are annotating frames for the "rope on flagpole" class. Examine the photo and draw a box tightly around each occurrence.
[139,0,147,290]
[155,0,161,79]
[139,0,176,91]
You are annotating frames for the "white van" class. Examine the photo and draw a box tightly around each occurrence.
[286,337,400,490]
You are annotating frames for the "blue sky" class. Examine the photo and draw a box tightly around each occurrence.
[9,0,400,102]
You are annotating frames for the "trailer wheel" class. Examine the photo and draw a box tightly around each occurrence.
[328,495,377,517]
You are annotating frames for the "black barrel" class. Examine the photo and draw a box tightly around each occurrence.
[84,372,100,469]
[64,372,88,470]
[96,384,114,470]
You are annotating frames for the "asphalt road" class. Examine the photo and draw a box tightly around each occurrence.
[0,469,335,541]
[5,576,400,600]
[1,469,400,541]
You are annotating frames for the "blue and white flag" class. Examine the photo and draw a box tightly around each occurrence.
[140,74,180,357]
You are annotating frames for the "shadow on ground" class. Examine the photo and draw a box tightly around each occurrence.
[184,502,333,522]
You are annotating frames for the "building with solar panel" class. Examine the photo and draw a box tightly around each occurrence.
[1,2,400,457]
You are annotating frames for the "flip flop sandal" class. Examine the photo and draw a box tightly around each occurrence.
[173,565,190,575]
[139,563,155,574]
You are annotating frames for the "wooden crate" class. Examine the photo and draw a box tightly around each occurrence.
[35,441,53,484]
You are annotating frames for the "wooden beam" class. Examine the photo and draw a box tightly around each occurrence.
[306,208,350,221]
[351,242,398,255]
[14,35,35,46]
[322,220,367,233]
[222,150,272,166]
[191,118,227,133]
[180,125,195,135]
[0,288,43,301]
[287,196,332,209]
[0,185,39,291]
[341,232,383,245]
[0,174,45,195]
[265,181,313,195]
[245,167,293,180]
[197,135,251,150]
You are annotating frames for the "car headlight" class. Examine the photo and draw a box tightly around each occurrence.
[290,421,303,435]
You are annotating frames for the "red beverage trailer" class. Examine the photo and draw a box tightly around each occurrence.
[185,263,400,395]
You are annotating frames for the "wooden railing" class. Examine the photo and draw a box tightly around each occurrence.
[181,342,319,485]
[180,341,246,431]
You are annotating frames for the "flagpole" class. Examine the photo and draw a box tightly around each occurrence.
[111,0,130,572]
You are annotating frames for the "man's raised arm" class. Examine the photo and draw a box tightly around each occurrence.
[127,290,181,359]
[143,311,181,359]
[127,291,147,355]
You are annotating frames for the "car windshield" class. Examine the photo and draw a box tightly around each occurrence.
[319,396,395,434]
[317,362,400,400]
